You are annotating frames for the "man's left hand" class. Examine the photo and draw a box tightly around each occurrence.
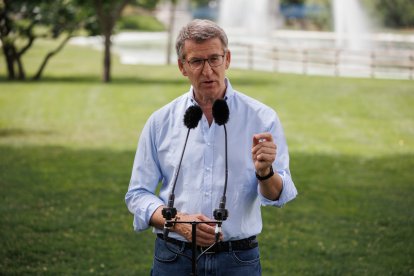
[252,132,276,175]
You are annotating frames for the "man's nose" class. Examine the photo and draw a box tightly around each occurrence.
[201,60,213,75]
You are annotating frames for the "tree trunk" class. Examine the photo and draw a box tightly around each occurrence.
[2,44,16,80]
[13,22,37,80]
[32,34,72,80]
[16,56,25,80]
[0,0,16,80]
[93,0,130,83]
[103,31,111,83]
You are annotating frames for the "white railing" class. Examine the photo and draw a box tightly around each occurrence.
[229,42,414,80]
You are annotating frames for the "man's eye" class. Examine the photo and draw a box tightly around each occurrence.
[190,59,203,65]
[209,56,220,62]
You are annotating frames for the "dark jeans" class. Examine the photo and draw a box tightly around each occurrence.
[151,237,262,276]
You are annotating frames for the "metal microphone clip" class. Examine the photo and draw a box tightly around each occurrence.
[214,223,222,242]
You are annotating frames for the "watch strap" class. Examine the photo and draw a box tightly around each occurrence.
[255,166,274,181]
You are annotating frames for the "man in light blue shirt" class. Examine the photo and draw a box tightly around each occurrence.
[126,19,297,275]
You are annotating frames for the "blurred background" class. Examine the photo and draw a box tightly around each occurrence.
[1,0,414,82]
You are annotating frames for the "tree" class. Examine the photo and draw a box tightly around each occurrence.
[92,0,131,83]
[0,0,87,80]
[89,0,161,82]
[1,0,165,82]
[374,0,414,28]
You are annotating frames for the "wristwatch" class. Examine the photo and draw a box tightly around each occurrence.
[255,166,274,181]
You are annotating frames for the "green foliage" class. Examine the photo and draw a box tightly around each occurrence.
[0,0,92,80]
[0,41,413,275]
[281,0,414,29]
[190,0,212,8]
[117,14,165,31]
[135,0,160,10]
[374,0,414,28]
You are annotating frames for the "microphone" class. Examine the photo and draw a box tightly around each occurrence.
[212,99,230,241]
[162,105,203,238]
[212,99,230,126]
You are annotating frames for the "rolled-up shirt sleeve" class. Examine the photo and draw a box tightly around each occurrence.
[258,110,298,207]
[125,115,165,232]
[259,170,297,207]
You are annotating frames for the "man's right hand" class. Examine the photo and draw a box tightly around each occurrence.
[150,206,222,247]
[174,213,223,247]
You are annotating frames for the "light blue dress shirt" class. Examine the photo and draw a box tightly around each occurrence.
[125,79,297,242]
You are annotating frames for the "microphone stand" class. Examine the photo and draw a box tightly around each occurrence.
[163,219,221,276]
[162,128,191,237]
[162,105,202,237]
[213,124,228,238]
[161,102,230,275]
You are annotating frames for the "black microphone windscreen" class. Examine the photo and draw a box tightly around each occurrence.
[183,105,203,129]
[212,99,229,126]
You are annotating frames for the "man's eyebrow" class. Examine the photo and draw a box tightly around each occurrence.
[190,54,221,59]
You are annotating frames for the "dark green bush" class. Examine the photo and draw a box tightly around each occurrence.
[117,15,165,31]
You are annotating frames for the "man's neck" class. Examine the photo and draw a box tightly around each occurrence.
[193,91,225,126]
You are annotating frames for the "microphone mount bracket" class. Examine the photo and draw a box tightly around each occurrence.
[213,207,228,221]
[162,206,177,227]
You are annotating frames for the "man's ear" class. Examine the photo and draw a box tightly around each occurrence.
[178,59,188,76]
[225,50,231,70]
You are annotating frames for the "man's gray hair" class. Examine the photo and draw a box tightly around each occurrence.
[175,19,228,60]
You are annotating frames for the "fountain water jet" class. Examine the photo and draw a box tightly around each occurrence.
[218,0,278,37]
[333,0,372,50]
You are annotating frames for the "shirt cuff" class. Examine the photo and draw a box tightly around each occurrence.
[259,172,297,207]
[133,199,164,232]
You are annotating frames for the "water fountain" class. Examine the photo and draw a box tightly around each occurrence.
[218,0,278,37]
[218,0,373,50]
[216,0,382,77]
[332,0,372,51]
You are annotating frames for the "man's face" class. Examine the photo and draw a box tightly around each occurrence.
[178,38,231,102]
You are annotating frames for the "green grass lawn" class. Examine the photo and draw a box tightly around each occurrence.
[1,39,413,275]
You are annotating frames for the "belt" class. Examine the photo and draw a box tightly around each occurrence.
[157,234,258,254]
